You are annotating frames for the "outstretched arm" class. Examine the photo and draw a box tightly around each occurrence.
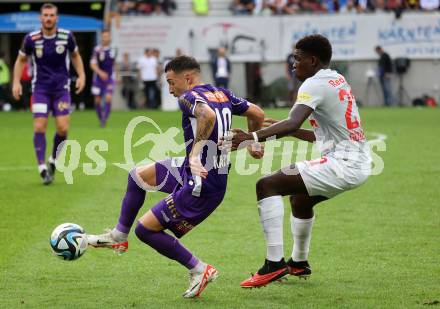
[189,102,216,179]
[224,104,314,150]
[263,118,315,142]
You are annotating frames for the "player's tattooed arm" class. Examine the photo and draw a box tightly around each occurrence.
[189,101,216,179]
[243,103,264,133]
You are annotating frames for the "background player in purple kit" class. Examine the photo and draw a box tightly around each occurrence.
[12,3,86,185]
[90,29,118,127]
[87,56,265,298]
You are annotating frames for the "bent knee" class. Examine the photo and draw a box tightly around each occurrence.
[256,176,276,193]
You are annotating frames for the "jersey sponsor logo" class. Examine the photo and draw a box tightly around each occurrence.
[160,210,170,223]
[179,97,195,111]
[165,194,179,218]
[297,92,312,102]
[56,45,65,54]
[203,91,228,103]
[55,40,68,45]
[99,52,105,61]
[212,153,230,169]
[57,33,68,40]
[175,220,194,234]
[32,103,48,114]
[35,46,43,58]
[35,40,43,44]
[328,76,346,87]
[57,101,70,112]
[58,28,70,34]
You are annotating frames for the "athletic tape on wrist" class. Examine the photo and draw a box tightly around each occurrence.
[252,131,259,143]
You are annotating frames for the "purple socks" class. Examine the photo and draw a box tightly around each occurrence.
[116,172,146,234]
[95,104,102,123]
[135,223,199,269]
[52,133,66,160]
[33,132,46,165]
[96,103,111,126]
[103,103,111,124]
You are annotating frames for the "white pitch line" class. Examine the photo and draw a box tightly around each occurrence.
[367,132,388,144]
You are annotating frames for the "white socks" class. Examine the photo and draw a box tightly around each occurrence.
[48,156,55,164]
[190,261,206,274]
[258,196,284,262]
[290,214,315,262]
[111,228,128,242]
[38,164,47,173]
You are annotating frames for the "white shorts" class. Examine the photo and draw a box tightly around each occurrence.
[296,155,370,198]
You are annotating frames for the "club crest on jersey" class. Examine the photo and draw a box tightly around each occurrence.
[56,45,65,54]
[35,46,43,58]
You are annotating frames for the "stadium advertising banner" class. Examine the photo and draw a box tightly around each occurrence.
[281,13,440,60]
[113,17,282,62]
[114,13,440,62]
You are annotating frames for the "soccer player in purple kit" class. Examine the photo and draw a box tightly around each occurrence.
[87,56,265,298]
[12,3,86,185]
[90,29,118,127]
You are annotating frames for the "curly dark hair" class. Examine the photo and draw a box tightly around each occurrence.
[295,34,332,65]
[164,56,201,74]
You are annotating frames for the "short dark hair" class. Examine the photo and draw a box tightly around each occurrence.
[165,56,201,74]
[40,3,58,14]
[295,34,332,65]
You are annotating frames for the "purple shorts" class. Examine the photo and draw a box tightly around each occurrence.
[151,158,225,238]
[91,78,114,96]
[31,89,71,118]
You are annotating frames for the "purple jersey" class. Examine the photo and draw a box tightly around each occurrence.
[90,45,117,81]
[20,28,77,92]
[178,84,250,196]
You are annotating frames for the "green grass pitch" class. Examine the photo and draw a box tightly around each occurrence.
[0,108,439,308]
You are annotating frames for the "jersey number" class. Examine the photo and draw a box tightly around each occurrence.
[338,89,359,130]
[215,108,232,138]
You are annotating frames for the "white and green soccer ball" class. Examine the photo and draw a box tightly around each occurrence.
[50,223,87,261]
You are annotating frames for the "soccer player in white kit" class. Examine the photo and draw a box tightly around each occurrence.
[222,34,372,288]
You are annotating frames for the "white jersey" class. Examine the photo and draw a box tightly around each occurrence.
[295,69,371,168]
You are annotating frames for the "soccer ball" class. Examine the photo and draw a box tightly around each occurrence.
[50,223,88,261]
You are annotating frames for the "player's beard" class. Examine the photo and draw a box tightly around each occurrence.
[43,21,56,32]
